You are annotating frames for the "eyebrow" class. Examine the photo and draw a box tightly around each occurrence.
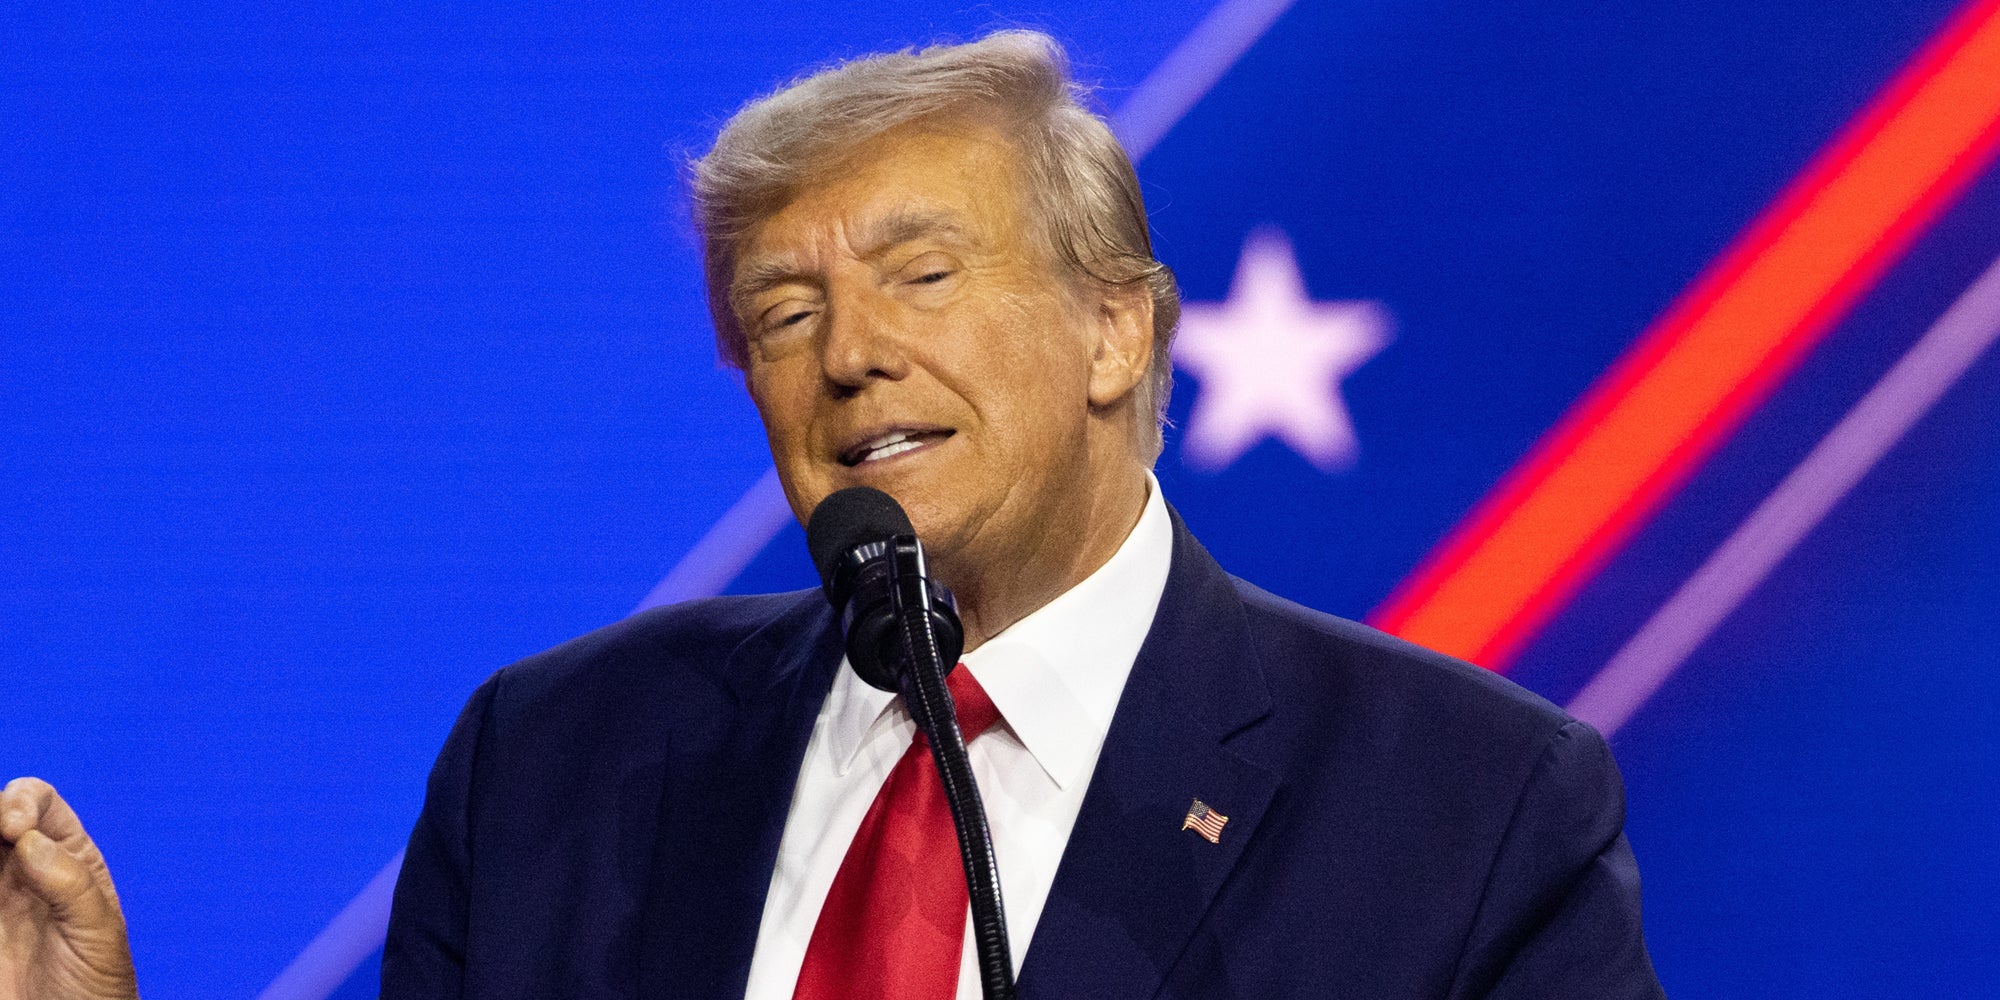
[857,209,970,258]
[730,258,813,311]
[729,209,973,309]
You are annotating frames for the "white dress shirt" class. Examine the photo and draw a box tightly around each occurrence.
[740,474,1174,999]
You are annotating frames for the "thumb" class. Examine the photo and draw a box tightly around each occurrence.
[11,828,110,923]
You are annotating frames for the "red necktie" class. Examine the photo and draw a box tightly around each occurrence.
[792,666,1003,1000]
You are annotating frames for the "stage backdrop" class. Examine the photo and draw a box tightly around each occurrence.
[7,1,1999,997]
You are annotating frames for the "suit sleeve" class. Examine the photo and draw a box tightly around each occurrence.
[380,670,502,999]
[1447,719,1666,1000]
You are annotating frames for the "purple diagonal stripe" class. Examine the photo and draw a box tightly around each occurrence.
[1110,0,1301,160]
[253,851,404,1000]
[260,4,1302,996]
[633,466,793,614]
[1567,250,2000,738]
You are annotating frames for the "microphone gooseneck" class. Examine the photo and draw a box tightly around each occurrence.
[805,487,1016,1000]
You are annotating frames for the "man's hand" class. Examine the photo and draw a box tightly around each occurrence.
[0,778,139,1000]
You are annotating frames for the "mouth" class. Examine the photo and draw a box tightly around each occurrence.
[838,427,956,467]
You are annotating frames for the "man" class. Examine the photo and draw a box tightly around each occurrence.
[2,30,1664,1000]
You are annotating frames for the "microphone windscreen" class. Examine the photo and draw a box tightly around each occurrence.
[805,486,912,598]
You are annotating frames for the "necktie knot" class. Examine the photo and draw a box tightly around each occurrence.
[912,664,996,744]
[941,664,1001,742]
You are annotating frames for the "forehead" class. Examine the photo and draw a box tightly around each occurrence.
[737,122,1035,272]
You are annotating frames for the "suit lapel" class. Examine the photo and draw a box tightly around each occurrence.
[1018,510,1278,1000]
[637,595,843,999]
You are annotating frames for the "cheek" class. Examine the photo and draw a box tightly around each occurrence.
[1001,298,1094,395]
[748,370,814,455]
[959,316,1093,458]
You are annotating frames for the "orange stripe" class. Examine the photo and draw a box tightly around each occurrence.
[1371,0,2000,669]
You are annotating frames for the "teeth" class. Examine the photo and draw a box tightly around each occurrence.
[846,429,944,465]
[862,437,923,463]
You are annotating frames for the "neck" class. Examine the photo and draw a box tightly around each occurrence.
[942,464,1150,654]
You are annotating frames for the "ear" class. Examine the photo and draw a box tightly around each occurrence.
[1086,284,1155,409]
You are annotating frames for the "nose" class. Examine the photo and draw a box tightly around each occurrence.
[818,282,910,393]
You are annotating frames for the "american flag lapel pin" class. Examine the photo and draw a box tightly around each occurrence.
[1182,798,1229,844]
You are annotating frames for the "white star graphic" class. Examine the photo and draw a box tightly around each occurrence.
[1171,227,1391,472]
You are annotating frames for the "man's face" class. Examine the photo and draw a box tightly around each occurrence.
[732,121,1113,580]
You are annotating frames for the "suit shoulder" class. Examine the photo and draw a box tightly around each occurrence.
[1229,577,1572,745]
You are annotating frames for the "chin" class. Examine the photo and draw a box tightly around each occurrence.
[892,492,975,559]
[891,489,950,537]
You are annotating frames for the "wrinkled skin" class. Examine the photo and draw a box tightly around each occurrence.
[734,117,1157,650]
[0,777,139,1000]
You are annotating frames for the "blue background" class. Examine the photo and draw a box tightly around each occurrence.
[5,1,1995,996]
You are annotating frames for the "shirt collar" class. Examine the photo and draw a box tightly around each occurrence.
[825,473,1174,790]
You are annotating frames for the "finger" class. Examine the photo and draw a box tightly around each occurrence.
[9,828,111,922]
[2,776,56,839]
[0,776,48,842]
[1,776,86,845]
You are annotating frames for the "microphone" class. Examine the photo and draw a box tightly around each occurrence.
[803,486,1016,1000]
[806,486,965,694]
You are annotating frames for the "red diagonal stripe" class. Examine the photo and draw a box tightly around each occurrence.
[1371,0,2000,670]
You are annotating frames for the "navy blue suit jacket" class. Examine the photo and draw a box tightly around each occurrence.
[383,511,1664,998]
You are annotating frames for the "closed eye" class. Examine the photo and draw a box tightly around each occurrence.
[757,297,818,332]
